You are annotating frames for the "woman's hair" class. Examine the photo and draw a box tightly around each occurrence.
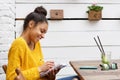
[23,6,48,31]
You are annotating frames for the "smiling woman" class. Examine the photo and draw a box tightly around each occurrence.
[6,6,57,80]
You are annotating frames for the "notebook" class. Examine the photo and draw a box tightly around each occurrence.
[40,64,66,78]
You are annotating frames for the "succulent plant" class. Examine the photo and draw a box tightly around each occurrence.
[87,4,103,13]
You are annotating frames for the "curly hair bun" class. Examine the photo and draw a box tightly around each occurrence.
[34,6,47,16]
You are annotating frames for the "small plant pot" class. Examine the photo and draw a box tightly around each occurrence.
[88,11,102,21]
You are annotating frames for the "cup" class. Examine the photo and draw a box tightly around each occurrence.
[101,51,111,64]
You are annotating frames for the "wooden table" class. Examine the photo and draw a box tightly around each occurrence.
[69,60,120,80]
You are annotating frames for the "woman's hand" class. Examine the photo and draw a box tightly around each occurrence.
[39,61,55,72]
[14,68,25,80]
[43,69,56,80]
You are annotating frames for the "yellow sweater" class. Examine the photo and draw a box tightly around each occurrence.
[6,37,44,80]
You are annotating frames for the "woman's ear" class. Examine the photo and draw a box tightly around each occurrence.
[28,20,35,29]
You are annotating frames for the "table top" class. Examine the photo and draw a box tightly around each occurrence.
[69,60,120,80]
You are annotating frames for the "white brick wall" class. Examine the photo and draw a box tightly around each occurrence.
[0,0,15,79]
[1,0,120,79]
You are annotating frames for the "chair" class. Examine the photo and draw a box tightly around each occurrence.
[2,64,25,80]
[2,64,7,73]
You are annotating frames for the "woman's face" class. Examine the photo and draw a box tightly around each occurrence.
[29,22,48,44]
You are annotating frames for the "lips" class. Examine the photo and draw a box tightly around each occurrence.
[37,36,42,40]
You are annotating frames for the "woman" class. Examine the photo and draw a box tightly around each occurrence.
[6,6,80,80]
[6,6,55,80]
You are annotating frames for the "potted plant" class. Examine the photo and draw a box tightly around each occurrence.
[86,4,103,21]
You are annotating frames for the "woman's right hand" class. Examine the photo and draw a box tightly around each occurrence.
[39,61,55,72]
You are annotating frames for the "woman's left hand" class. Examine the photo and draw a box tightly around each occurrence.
[43,69,56,80]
